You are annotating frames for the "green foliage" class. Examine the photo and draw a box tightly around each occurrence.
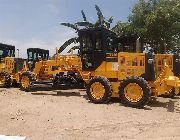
[75,21,94,28]
[95,5,105,26]
[112,22,135,36]
[60,5,114,53]
[58,37,79,53]
[81,10,87,22]
[94,5,114,29]
[113,0,180,53]
[104,16,114,29]
[67,46,80,53]
[61,23,79,31]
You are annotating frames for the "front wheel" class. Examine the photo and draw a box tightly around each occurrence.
[119,76,151,108]
[86,76,112,104]
[20,71,35,91]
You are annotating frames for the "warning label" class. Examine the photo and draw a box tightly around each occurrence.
[112,63,118,71]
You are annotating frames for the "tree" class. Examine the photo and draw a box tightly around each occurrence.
[59,5,114,53]
[113,0,180,53]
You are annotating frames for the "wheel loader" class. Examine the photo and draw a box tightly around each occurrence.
[0,46,49,88]
[76,27,180,108]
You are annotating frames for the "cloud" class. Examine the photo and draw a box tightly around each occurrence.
[0,28,77,58]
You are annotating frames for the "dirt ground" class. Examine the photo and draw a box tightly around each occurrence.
[1,88,180,140]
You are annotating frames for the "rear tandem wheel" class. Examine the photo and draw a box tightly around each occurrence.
[119,76,152,108]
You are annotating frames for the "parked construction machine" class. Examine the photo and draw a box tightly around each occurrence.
[0,43,18,87]
[0,45,49,88]
[18,27,179,108]
[0,43,83,91]
[1,27,179,108]
[76,27,180,108]
[20,48,84,91]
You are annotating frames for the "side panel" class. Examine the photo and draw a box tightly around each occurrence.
[118,53,146,80]
[0,58,5,72]
[85,61,118,79]
[13,58,26,73]
[4,57,14,74]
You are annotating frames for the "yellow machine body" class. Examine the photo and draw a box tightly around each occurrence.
[0,45,82,89]
[31,54,82,80]
[0,57,28,84]
[154,54,180,96]
[81,52,180,98]
[0,57,14,74]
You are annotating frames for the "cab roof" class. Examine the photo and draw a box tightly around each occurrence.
[0,43,15,50]
[27,48,49,53]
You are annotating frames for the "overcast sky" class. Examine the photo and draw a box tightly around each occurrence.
[0,0,138,58]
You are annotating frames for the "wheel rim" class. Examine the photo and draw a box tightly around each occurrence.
[124,83,143,103]
[0,75,5,86]
[90,82,105,100]
[21,76,30,89]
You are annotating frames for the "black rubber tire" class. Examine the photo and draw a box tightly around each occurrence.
[162,89,175,98]
[0,72,11,88]
[86,76,112,104]
[119,76,151,108]
[20,71,35,92]
[77,78,86,89]
[12,80,20,87]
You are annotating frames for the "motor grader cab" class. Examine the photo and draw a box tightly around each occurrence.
[0,43,15,58]
[78,27,180,108]
[27,48,49,71]
[79,28,139,71]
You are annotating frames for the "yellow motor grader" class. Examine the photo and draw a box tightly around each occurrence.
[0,45,49,88]
[19,48,84,91]
[76,27,180,108]
[0,43,83,91]
[0,43,21,87]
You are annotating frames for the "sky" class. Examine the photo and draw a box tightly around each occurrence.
[0,0,138,58]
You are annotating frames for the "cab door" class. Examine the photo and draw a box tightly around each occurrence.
[93,31,106,70]
[5,57,14,74]
[173,54,180,77]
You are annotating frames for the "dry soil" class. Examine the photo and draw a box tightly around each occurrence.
[1,88,180,140]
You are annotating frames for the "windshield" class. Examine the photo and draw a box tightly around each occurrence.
[106,37,138,53]
[28,50,49,62]
[0,49,15,58]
